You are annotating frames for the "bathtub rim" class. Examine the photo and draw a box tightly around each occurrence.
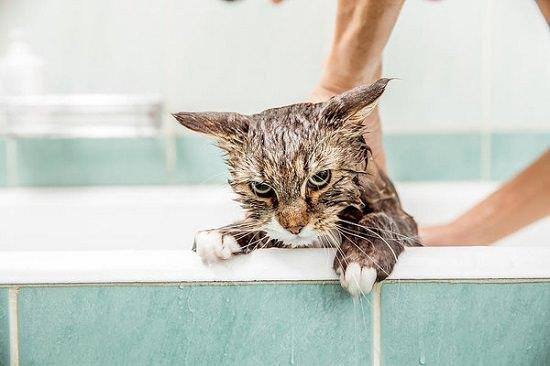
[0,247,549,285]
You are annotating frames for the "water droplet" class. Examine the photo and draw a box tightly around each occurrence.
[419,354,426,365]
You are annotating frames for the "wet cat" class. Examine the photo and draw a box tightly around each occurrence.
[173,79,421,296]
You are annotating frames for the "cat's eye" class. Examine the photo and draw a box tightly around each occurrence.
[308,170,331,190]
[250,181,275,198]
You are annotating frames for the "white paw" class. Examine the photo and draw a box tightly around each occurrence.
[194,230,241,263]
[336,263,377,297]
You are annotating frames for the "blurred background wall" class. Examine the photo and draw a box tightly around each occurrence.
[0,0,548,186]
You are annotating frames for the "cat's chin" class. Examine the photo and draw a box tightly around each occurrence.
[280,237,320,249]
[264,230,319,248]
[263,218,321,248]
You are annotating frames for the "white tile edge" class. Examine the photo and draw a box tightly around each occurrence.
[0,247,549,285]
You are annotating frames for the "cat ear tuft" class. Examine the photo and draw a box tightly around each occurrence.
[321,78,394,128]
[172,112,251,141]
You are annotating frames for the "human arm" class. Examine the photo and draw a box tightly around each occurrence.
[421,150,550,246]
[309,0,405,169]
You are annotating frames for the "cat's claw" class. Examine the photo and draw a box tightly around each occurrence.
[336,263,377,297]
[194,230,241,263]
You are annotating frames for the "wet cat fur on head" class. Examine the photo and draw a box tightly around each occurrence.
[173,79,391,245]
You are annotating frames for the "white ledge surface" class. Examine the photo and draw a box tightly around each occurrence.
[1,247,549,285]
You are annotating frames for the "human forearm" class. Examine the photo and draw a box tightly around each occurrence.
[422,150,550,246]
[310,0,403,170]
[319,0,404,92]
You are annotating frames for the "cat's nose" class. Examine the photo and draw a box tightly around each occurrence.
[276,200,309,235]
[287,225,304,235]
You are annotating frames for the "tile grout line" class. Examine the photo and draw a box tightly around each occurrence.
[8,287,19,366]
[372,284,381,366]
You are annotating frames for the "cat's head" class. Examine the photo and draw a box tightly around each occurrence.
[173,79,390,247]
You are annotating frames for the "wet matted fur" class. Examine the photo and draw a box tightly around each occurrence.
[173,79,421,296]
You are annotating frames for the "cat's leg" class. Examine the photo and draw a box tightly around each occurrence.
[334,212,407,296]
[193,225,268,263]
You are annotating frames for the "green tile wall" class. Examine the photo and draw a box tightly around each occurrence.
[490,132,550,180]
[0,289,9,365]
[384,133,482,181]
[174,133,485,185]
[175,136,228,184]
[0,139,6,187]
[1,132,547,186]
[380,281,550,366]
[18,284,371,366]
[15,138,167,186]
[2,281,548,364]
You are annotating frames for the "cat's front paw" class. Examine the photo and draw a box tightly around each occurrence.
[336,262,377,297]
[194,230,241,263]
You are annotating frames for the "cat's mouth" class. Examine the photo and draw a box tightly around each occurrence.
[263,218,320,248]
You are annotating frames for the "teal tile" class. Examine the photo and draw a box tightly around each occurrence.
[381,281,550,366]
[384,133,482,181]
[175,136,227,184]
[178,133,485,184]
[19,284,371,366]
[0,289,9,365]
[15,138,167,186]
[490,133,550,180]
[0,139,6,186]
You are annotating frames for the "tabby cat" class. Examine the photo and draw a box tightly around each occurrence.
[173,79,421,296]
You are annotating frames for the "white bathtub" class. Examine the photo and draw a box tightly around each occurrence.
[0,182,548,284]
[1,184,548,366]
[0,182,547,251]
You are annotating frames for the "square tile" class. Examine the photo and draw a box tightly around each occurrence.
[490,133,550,180]
[15,138,167,186]
[384,133,482,181]
[381,281,550,366]
[175,136,228,184]
[19,284,371,365]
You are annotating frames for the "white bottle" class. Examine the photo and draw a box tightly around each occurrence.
[0,29,44,96]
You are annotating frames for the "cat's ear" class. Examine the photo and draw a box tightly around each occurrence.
[320,78,392,129]
[172,111,251,144]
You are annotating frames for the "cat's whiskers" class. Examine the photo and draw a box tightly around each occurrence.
[316,231,337,267]
[338,218,418,243]
[336,223,402,244]
[332,243,348,278]
[223,222,258,231]
[329,231,349,275]
[321,235,334,267]
[336,225,382,241]
[337,222,398,262]
[230,230,257,242]
[258,235,272,250]
[242,233,268,251]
